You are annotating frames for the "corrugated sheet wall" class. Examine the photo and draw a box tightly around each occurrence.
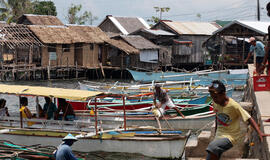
[172,35,209,65]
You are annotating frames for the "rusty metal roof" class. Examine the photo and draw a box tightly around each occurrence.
[161,21,220,35]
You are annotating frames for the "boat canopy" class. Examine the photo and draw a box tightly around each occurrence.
[0,84,103,101]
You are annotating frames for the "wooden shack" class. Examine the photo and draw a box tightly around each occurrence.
[130,28,178,68]
[27,25,76,67]
[103,39,139,68]
[112,35,160,70]
[98,15,150,36]
[203,20,270,69]
[152,20,220,68]
[17,14,64,25]
[0,24,43,66]
[28,24,138,70]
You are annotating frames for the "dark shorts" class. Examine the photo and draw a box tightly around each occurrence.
[206,138,233,159]
[256,57,264,64]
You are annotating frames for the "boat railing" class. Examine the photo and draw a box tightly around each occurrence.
[0,116,99,132]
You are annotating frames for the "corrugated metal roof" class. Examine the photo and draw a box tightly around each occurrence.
[143,29,175,36]
[162,21,220,35]
[213,20,270,35]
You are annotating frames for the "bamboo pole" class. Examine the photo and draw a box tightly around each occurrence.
[94,97,98,135]
[122,96,126,131]
[19,96,23,128]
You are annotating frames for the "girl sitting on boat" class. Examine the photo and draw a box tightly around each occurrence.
[20,97,35,126]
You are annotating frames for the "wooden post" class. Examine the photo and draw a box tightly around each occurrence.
[99,62,105,78]
[47,60,51,80]
[36,96,40,118]
[121,53,123,79]
[94,97,98,135]
[12,67,15,81]
[29,45,33,64]
[14,49,17,65]
[75,61,78,79]
[242,37,246,69]
[122,95,126,131]
[19,96,23,128]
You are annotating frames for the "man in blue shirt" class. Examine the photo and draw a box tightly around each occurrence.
[244,37,265,74]
[55,133,78,160]
[43,97,57,120]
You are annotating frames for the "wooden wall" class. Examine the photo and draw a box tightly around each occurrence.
[41,44,75,67]
[81,43,100,68]
[99,19,121,34]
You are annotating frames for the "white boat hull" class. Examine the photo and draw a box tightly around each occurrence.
[0,129,189,159]
[126,113,215,130]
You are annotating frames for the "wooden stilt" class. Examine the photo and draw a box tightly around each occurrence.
[47,61,51,80]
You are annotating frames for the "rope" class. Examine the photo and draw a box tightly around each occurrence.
[193,119,215,136]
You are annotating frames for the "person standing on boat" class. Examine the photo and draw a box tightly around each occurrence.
[55,133,78,160]
[153,84,184,118]
[0,99,9,116]
[206,80,266,160]
[55,98,75,121]
[43,97,57,120]
[244,37,265,75]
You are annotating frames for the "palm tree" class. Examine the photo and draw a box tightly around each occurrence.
[0,0,32,23]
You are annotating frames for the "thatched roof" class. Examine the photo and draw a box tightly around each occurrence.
[28,25,73,44]
[28,24,139,54]
[120,35,160,50]
[0,24,43,49]
[18,14,64,25]
[67,25,106,43]
[106,39,139,54]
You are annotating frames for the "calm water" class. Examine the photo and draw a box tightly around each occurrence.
[0,79,244,160]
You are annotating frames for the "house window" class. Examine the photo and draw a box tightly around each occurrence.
[62,44,70,52]
[48,44,56,52]
[90,43,94,50]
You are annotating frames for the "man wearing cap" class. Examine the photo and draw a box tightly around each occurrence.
[55,133,78,160]
[206,80,266,160]
[244,37,265,74]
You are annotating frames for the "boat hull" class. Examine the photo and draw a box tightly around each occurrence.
[126,113,215,130]
[0,129,189,159]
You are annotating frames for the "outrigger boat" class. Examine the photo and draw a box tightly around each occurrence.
[0,84,191,159]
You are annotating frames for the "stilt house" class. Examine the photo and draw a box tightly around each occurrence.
[130,28,178,68]
[203,20,270,69]
[113,35,160,70]
[152,20,220,68]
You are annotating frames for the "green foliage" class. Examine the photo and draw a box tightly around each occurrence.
[0,0,33,23]
[66,3,98,25]
[32,1,57,16]
[147,6,170,26]
[0,0,57,23]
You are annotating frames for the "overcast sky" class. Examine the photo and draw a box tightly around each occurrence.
[51,0,270,26]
